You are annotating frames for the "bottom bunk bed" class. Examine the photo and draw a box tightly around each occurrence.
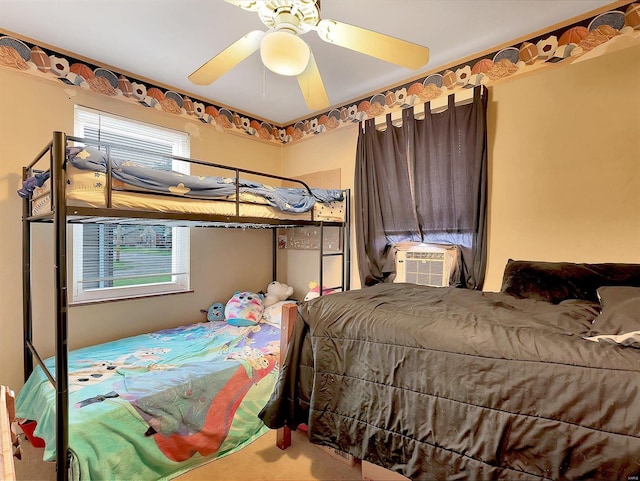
[16,301,292,481]
[260,260,640,480]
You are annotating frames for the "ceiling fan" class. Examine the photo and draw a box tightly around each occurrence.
[188,0,430,111]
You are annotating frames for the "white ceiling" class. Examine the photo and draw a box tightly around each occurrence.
[1,0,616,125]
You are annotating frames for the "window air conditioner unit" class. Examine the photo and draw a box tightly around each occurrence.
[394,244,457,287]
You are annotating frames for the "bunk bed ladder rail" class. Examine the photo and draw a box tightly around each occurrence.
[318,189,351,295]
[22,165,34,382]
[52,131,71,481]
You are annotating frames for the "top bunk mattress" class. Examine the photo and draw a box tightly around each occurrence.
[25,146,347,223]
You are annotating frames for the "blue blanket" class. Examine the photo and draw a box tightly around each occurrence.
[67,146,343,213]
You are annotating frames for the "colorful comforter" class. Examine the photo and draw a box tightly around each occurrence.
[16,320,281,481]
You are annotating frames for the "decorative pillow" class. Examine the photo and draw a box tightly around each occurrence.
[589,286,640,336]
[500,260,640,304]
[261,300,297,328]
[224,291,264,327]
[67,146,108,171]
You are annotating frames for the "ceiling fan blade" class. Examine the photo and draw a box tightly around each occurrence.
[188,30,265,85]
[297,51,330,111]
[316,19,429,70]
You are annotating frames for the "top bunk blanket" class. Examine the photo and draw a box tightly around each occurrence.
[20,146,344,214]
[259,283,640,480]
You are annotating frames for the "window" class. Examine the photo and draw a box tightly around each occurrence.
[72,106,190,303]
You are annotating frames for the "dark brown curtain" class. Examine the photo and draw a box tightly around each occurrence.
[354,115,418,285]
[355,86,488,289]
[412,87,488,288]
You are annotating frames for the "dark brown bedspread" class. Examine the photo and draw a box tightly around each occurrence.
[259,283,640,480]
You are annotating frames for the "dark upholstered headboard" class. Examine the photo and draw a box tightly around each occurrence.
[500,260,640,304]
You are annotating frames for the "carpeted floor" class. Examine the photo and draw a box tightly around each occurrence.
[14,428,364,481]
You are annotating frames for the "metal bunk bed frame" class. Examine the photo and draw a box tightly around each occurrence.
[21,131,351,481]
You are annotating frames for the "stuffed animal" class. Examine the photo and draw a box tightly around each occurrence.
[204,302,225,321]
[263,281,294,307]
[224,291,264,326]
[304,281,336,301]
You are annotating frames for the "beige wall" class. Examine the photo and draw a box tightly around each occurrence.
[484,43,640,289]
[0,68,282,390]
[281,43,640,293]
[1,41,638,392]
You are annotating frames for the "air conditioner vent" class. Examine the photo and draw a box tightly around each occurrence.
[394,244,459,287]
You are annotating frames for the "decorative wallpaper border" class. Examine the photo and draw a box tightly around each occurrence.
[0,2,638,146]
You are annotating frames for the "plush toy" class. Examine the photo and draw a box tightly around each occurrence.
[204,302,225,321]
[224,291,264,326]
[263,281,294,307]
[304,281,336,301]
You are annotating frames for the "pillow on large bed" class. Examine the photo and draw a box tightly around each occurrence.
[589,286,640,336]
[500,260,640,304]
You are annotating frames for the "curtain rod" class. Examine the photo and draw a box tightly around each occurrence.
[362,85,485,132]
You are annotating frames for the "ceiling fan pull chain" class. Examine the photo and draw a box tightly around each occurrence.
[262,64,266,98]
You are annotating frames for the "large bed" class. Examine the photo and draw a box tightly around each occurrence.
[18,131,350,481]
[259,260,640,480]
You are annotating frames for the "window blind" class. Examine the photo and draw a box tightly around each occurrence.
[72,106,191,303]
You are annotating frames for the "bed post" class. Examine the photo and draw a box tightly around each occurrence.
[272,229,278,281]
[52,132,70,481]
[276,303,297,450]
[344,189,351,291]
[22,167,33,382]
[318,222,324,295]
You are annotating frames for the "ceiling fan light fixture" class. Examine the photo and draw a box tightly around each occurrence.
[260,30,310,76]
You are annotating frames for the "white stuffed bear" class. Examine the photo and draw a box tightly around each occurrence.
[263,281,294,307]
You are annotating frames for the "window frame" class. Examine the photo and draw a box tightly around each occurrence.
[71,106,191,304]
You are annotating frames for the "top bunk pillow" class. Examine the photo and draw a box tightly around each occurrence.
[500,260,640,304]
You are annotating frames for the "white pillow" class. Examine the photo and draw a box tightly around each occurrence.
[261,300,296,328]
[585,330,640,348]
